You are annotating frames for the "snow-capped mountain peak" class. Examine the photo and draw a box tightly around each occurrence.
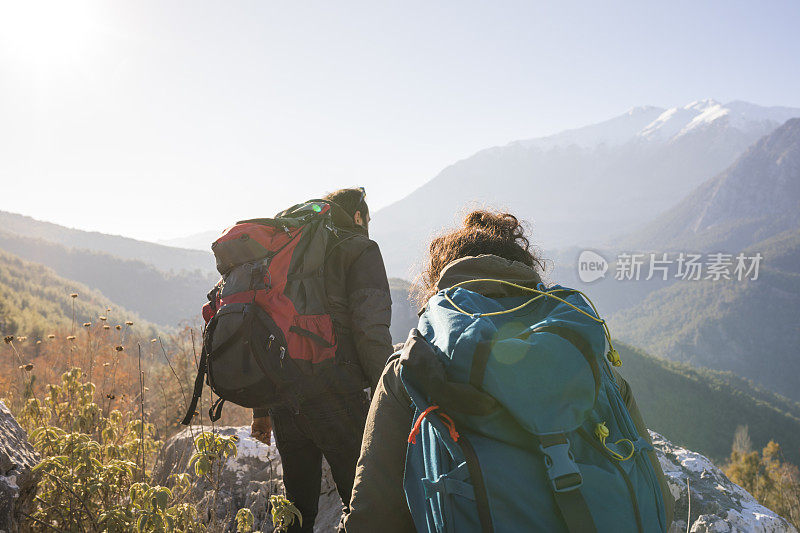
[639,99,727,140]
[680,101,731,134]
[639,99,800,142]
[519,100,800,151]
[683,98,722,111]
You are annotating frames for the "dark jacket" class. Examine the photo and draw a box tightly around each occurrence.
[254,203,393,417]
[343,255,674,532]
[322,203,394,391]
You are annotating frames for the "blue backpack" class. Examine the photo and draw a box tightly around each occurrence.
[400,280,667,533]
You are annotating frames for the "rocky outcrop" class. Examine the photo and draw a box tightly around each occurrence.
[653,431,796,533]
[0,400,40,533]
[153,426,342,532]
[155,426,796,532]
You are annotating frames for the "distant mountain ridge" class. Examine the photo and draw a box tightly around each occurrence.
[372,99,800,277]
[0,211,215,274]
[547,117,800,310]
[158,230,220,251]
[516,100,800,148]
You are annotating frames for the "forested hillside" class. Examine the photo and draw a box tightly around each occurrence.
[616,341,800,465]
[0,248,158,339]
[0,230,216,327]
[613,228,800,401]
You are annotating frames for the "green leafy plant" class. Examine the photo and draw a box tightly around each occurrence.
[189,431,239,479]
[270,494,302,532]
[235,508,255,533]
[21,367,207,532]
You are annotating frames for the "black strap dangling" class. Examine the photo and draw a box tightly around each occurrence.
[209,396,226,422]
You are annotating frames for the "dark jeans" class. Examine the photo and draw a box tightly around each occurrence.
[271,391,369,533]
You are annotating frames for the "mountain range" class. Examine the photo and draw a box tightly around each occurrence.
[0,211,215,275]
[0,229,217,327]
[0,211,217,329]
[369,99,800,278]
[621,117,800,252]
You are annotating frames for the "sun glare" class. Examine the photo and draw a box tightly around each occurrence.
[0,1,96,69]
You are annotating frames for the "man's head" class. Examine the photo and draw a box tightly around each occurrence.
[322,187,371,231]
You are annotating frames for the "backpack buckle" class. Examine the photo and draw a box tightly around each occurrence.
[539,440,583,493]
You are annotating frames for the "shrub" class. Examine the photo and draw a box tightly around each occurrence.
[725,426,800,529]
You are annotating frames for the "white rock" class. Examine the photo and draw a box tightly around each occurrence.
[652,431,796,533]
[155,426,796,532]
[0,400,40,532]
[154,426,341,532]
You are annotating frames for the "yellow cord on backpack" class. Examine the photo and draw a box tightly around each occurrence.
[593,422,635,461]
[443,278,622,366]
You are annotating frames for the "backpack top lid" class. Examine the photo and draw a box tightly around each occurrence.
[211,200,333,275]
[236,199,332,228]
[416,282,608,436]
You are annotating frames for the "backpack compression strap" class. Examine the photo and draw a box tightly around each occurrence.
[180,345,226,425]
[180,314,224,426]
[181,344,208,425]
[538,433,597,533]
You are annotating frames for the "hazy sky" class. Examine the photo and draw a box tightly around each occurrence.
[2,0,799,242]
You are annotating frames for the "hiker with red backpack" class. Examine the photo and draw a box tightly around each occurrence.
[183,188,392,532]
[343,210,674,532]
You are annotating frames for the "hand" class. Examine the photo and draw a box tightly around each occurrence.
[251,416,272,444]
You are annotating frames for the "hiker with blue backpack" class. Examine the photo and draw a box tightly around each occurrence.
[343,210,674,532]
[183,188,393,533]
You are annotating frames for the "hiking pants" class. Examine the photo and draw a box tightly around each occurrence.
[271,391,369,533]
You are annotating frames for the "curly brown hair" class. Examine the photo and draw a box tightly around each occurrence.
[414,209,544,305]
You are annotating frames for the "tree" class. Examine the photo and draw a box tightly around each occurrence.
[725,436,800,529]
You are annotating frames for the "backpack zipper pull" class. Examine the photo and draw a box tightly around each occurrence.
[279,346,285,367]
[606,348,622,367]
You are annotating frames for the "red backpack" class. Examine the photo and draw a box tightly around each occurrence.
[182,200,339,424]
